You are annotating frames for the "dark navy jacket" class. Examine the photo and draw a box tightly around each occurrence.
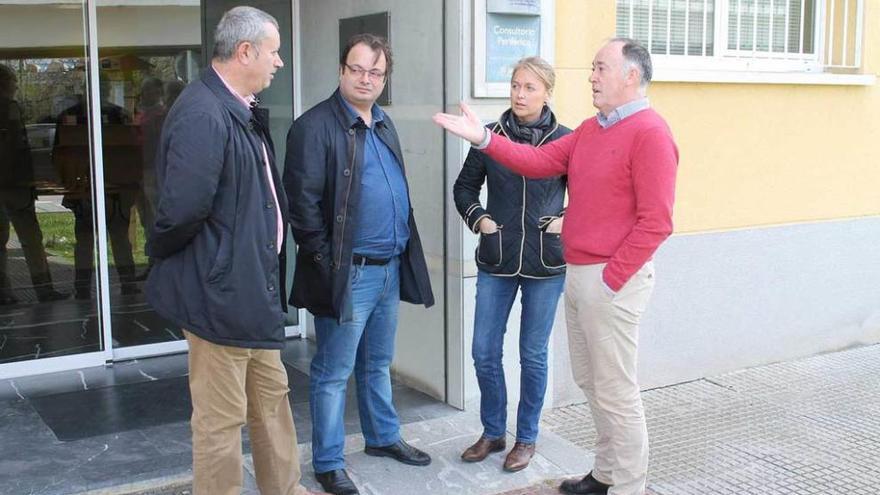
[145,67,289,349]
[284,89,434,321]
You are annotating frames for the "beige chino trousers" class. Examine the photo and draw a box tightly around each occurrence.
[564,262,655,495]
[185,331,308,495]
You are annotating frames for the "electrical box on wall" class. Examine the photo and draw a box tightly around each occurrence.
[474,0,554,98]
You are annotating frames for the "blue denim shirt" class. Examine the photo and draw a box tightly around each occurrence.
[339,93,410,258]
[597,98,650,129]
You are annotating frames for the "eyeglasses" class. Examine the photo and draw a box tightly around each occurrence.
[344,64,386,81]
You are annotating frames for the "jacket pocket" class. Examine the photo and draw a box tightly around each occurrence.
[206,232,233,284]
[476,230,503,266]
[540,231,565,269]
[292,249,334,315]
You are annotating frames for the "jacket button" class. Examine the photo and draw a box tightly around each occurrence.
[267,284,275,291]
[335,215,343,223]
[348,129,355,135]
[343,168,350,177]
[266,202,273,209]
[267,242,275,250]
[314,253,323,261]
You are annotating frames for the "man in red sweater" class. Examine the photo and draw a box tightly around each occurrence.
[434,38,678,495]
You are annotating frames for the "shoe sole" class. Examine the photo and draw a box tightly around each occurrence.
[460,444,506,463]
[558,483,608,495]
[502,461,529,473]
[316,478,360,495]
[364,447,432,466]
[318,485,359,495]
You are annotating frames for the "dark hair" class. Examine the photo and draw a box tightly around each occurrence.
[140,77,164,94]
[0,64,16,93]
[164,80,187,107]
[611,37,652,87]
[340,33,393,76]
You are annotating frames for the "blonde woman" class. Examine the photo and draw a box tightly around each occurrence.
[453,56,571,472]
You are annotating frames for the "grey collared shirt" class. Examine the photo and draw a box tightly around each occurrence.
[596,98,650,128]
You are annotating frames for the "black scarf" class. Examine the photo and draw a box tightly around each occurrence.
[500,105,555,146]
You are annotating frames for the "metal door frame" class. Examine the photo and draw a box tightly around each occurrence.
[0,0,306,379]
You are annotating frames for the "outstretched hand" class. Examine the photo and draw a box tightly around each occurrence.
[432,103,486,145]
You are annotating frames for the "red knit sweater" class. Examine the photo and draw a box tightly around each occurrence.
[483,108,678,291]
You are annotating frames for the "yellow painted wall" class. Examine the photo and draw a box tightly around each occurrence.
[555,0,880,233]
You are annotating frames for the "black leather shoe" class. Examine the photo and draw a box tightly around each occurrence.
[315,469,359,495]
[364,439,432,466]
[559,472,611,494]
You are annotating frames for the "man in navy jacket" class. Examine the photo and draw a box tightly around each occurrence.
[146,7,323,495]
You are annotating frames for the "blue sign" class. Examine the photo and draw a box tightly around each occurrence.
[485,13,541,83]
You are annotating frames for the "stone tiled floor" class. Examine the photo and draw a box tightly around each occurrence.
[492,480,560,495]
[494,483,661,495]
[7,337,879,494]
[542,344,880,495]
[146,412,591,495]
[0,340,460,495]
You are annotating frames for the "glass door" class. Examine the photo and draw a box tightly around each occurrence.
[0,0,108,378]
[94,0,204,360]
[100,0,300,360]
[0,0,302,378]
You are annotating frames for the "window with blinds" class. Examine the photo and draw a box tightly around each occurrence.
[616,0,864,71]
[725,0,815,56]
[616,0,717,56]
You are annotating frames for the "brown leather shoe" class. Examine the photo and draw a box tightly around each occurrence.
[502,442,535,472]
[461,436,506,462]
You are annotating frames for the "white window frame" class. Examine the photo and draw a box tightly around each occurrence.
[473,0,556,98]
[618,0,876,85]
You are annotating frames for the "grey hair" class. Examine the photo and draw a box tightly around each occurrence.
[610,37,652,88]
[213,6,279,61]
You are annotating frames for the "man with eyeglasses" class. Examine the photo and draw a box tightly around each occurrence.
[283,33,434,495]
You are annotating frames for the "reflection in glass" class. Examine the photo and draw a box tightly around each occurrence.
[1,0,296,364]
[0,1,101,363]
[96,1,203,347]
[202,0,296,326]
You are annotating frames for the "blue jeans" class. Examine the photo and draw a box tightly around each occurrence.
[310,257,402,473]
[472,270,564,444]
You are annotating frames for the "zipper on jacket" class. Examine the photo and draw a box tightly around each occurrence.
[495,118,560,277]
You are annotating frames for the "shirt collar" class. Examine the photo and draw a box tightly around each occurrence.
[597,98,650,129]
[336,89,384,126]
[212,63,255,110]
